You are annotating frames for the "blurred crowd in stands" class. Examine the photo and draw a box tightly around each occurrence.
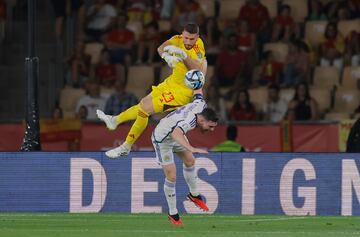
[3,0,360,123]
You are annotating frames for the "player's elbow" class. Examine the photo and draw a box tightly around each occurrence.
[158,41,169,54]
[170,131,178,140]
[171,128,182,139]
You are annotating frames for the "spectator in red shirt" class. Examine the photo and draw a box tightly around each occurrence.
[103,13,135,66]
[259,50,283,86]
[271,4,297,42]
[238,0,270,33]
[237,0,271,52]
[237,21,256,53]
[213,34,246,87]
[237,20,256,78]
[229,89,257,121]
[95,49,117,87]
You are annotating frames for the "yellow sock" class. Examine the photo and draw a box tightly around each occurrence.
[125,108,149,145]
[114,104,139,124]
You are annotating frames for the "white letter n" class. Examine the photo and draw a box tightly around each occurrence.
[342,159,360,216]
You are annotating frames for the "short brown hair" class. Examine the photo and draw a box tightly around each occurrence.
[184,23,199,34]
[200,108,218,123]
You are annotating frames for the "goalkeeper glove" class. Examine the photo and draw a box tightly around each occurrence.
[164,45,187,60]
[161,52,181,68]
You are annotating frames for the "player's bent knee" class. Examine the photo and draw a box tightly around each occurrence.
[163,166,177,182]
[181,152,196,166]
[165,174,176,183]
[183,158,195,167]
[139,97,154,115]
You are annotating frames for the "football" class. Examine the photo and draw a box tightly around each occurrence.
[184,69,205,90]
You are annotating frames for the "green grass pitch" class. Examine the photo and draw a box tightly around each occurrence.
[0,213,360,237]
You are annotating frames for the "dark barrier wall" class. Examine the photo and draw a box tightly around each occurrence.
[0,152,360,216]
[0,123,339,152]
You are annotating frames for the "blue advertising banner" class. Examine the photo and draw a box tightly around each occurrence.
[0,152,360,216]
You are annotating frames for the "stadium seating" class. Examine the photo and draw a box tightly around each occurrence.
[219,0,245,20]
[337,20,360,38]
[158,20,171,32]
[280,88,295,103]
[324,112,350,121]
[310,87,332,115]
[59,87,86,118]
[264,42,289,63]
[333,88,360,113]
[249,87,268,111]
[305,21,328,46]
[126,65,155,99]
[282,0,308,22]
[313,66,340,88]
[341,66,360,89]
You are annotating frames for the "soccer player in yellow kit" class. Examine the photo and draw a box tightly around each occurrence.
[96,23,207,158]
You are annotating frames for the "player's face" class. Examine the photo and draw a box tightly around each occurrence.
[199,120,217,133]
[182,31,199,50]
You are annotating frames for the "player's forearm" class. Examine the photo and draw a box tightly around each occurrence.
[157,41,170,57]
[171,128,194,152]
[184,58,207,76]
[183,57,201,70]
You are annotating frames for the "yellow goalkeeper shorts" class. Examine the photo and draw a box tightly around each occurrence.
[150,81,192,113]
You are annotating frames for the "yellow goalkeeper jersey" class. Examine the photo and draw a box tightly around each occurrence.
[165,35,206,93]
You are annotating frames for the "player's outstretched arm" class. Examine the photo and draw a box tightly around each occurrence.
[171,128,208,154]
[171,127,193,151]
